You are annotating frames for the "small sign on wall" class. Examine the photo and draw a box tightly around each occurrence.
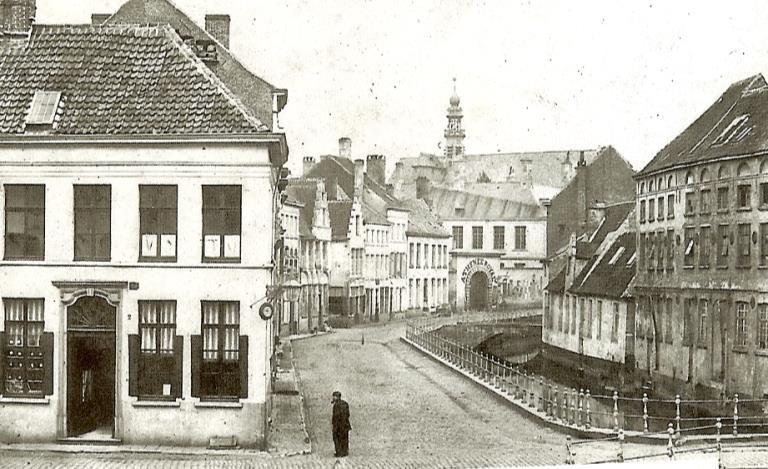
[163,384,171,396]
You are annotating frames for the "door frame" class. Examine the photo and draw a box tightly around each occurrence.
[53,281,127,441]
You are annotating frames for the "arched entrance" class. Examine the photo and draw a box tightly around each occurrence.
[66,295,116,438]
[468,271,489,310]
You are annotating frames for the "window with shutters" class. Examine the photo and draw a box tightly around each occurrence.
[717,224,730,268]
[656,230,665,271]
[666,229,675,271]
[647,233,655,271]
[684,227,695,268]
[201,301,241,398]
[761,182,768,208]
[665,298,673,344]
[3,299,45,396]
[571,296,577,334]
[682,298,694,346]
[137,301,179,399]
[700,188,712,214]
[4,184,45,260]
[717,186,729,212]
[74,185,111,261]
[639,200,646,223]
[202,186,241,262]
[611,302,619,343]
[758,304,768,350]
[139,185,178,261]
[760,223,768,267]
[657,196,664,221]
[596,300,602,340]
[648,198,655,221]
[698,300,708,348]
[737,184,751,210]
[699,226,711,268]
[685,191,696,216]
[737,223,751,268]
[735,301,749,348]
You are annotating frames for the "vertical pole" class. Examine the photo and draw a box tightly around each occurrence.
[539,377,545,412]
[613,391,619,432]
[643,393,649,434]
[585,389,591,429]
[667,422,675,460]
[570,388,577,425]
[553,386,559,420]
[565,436,574,465]
[716,417,722,467]
[733,393,739,437]
[675,394,681,437]
[547,380,553,417]
[522,370,528,404]
[578,389,584,427]
[617,429,625,463]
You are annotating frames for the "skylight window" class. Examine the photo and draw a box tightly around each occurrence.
[626,252,636,265]
[608,247,625,265]
[711,114,750,147]
[26,91,61,125]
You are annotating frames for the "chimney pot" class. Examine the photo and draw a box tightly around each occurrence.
[302,156,315,176]
[366,154,386,186]
[353,159,365,200]
[1,0,36,34]
[339,137,352,159]
[205,14,230,49]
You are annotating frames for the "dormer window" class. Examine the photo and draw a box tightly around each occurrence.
[26,91,61,125]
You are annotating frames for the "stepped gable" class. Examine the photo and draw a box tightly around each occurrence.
[0,23,267,135]
[638,74,768,176]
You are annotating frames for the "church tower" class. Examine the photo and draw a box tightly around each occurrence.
[444,78,465,160]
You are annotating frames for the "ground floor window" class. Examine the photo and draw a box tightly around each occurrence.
[199,301,243,399]
[758,303,768,350]
[137,301,179,398]
[736,301,749,348]
[2,298,51,397]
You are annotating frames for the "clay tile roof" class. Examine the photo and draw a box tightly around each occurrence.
[638,74,768,177]
[286,179,319,239]
[545,267,566,293]
[400,198,450,238]
[328,200,353,240]
[0,24,268,135]
[428,187,546,221]
[575,202,634,259]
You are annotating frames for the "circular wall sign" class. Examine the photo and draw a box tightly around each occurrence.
[259,302,274,320]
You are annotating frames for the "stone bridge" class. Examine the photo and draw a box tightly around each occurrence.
[435,315,542,364]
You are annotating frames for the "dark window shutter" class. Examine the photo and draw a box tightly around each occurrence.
[239,335,248,398]
[0,332,5,396]
[128,334,140,397]
[41,332,54,396]
[191,335,201,398]
[173,336,183,398]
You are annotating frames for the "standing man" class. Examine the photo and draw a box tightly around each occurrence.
[331,391,351,457]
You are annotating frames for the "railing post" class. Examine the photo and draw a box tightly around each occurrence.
[716,417,722,467]
[553,386,559,420]
[565,436,574,465]
[539,377,545,412]
[733,393,739,437]
[515,370,521,399]
[547,381,553,417]
[667,422,675,460]
[613,391,619,432]
[675,394,681,437]
[529,381,535,409]
[578,389,584,427]
[522,370,528,404]
[571,388,577,425]
[617,428,625,463]
[585,389,591,429]
[643,393,649,434]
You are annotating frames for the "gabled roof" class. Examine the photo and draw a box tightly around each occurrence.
[286,178,320,239]
[0,24,267,135]
[545,267,566,293]
[428,187,546,221]
[107,0,284,129]
[328,200,353,241]
[570,231,636,299]
[400,198,450,238]
[574,202,634,260]
[638,74,768,177]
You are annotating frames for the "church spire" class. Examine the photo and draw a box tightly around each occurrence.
[444,78,465,160]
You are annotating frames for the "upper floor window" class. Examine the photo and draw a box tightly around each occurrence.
[684,227,695,268]
[717,224,729,268]
[4,185,44,260]
[700,188,712,214]
[472,226,483,250]
[737,223,751,268]
[760,223,768,268]
[74,185,111,261]
[667,194,675,219]
[717,186,729,211]
[760,182,768,208]
[737,184,751,210]
[639,200,646,223]
[140,185,177,261]
[657,197,664,221]
[685,191,696,216]
[202,186,241,262]
[758,303,768,350]
[493,226,504,250]
[515,226,527,250]
[452,226,463,249]
[648,199,655,221]
[611,302,619,343]
[699,226,711,269]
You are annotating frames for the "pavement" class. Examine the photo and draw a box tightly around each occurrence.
[1,313,768,467]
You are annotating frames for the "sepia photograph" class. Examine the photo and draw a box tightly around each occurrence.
[0,0,766,467]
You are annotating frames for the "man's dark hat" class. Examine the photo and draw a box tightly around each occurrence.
[332,391,341,397]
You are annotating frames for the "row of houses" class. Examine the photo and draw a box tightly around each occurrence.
[542,73,768,403]
[276,139,451,334]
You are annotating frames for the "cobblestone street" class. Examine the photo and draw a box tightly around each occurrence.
[1,319,767,468]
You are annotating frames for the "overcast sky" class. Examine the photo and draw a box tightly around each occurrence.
[39,1,768,176]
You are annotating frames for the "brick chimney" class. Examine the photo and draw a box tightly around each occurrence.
[205,14,230,49]
[1,0,35,35]
[366,154,386,186]
[587,201,607,232]
[339,137,352,159]
[91,13,110,25]
[353,159,365,200]
[302,156,315,176]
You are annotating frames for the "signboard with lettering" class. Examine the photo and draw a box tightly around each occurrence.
[460,258,496,284]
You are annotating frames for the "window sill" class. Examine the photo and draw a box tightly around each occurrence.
[132,399,181,408]
[717,265,729,270]
[736,207,752,212]
[201,258,242,264]
[683,266,694,270]
[717,209,729,214]
[736,265,752,270]
[755,350,768,357]
[0,396,50,405]
[733,347,749,354]
[759,206,768,211]
[699,211,711,216]
[138,257,178,264]
[3,257,45,262]
[194,400,243,409]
